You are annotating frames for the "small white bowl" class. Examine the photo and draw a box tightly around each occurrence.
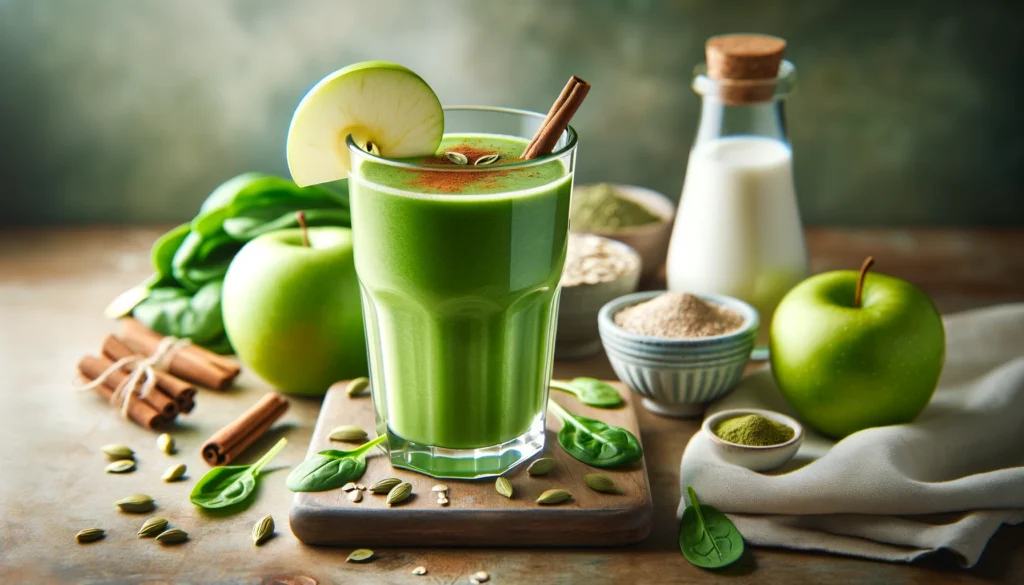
[702,408,804,472]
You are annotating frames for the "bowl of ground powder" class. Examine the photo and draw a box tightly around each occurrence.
[556,233,641,359]
[598,290,758,416]
[702,409,804,471]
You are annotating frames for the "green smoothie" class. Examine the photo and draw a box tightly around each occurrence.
[350,134,572,451]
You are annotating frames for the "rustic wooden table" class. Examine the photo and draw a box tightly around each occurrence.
[2,227,1022,584]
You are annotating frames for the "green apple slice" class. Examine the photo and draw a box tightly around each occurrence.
[286,61,444,186]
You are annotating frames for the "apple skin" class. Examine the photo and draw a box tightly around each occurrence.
[222,226,367,396]
[769,269,945,439]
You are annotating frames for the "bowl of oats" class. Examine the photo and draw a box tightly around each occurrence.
[555,233,642,359]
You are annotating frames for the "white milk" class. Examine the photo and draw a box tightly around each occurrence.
[666,136,808,351]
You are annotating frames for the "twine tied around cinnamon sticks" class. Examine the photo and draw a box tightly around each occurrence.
[74,336,191,420]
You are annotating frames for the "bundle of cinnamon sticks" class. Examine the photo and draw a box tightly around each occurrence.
[75,319,241,429]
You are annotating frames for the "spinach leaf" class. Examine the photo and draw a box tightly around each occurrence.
[547,399,643,468]
[679,486,744,569]
[131,281,225,346]
[190,437,287,511]
[550,378,624,408]
[287,435,387,492]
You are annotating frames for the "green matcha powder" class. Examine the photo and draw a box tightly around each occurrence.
[570,184,660,230]
[714,414,795,446]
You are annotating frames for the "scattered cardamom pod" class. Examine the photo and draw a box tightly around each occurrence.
[155,528,188,545]
[472,571,491,584]
[536,488,572,505]
[369,478,402,494]
[162,463,187,482]
[494,477,513,499]
[346,548,375,563]
[412,566,428,575]
[101,444,134,460]
[157,433,176,455]
[252,514,274,546]
[527,457,555,476]
[115,494,155,513]
[105,459,136,474]
[585,473,625,495]
[137,517,168,538]
[75,528,105,544]
[474,153,500,166]
[386,482,412,506]
[445,152,469,165]
[329,425,368,443]
[346,377,370,397]
[348,490,363,503]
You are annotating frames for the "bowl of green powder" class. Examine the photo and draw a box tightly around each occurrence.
[570,184,674,282]
[702,409,804,472]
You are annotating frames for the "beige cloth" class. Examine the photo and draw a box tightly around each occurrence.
[678,304,1024,567]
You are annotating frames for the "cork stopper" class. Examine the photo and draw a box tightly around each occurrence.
[705,34,786,104]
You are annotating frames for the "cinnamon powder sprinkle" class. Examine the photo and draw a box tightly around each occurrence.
[403,145,534,193]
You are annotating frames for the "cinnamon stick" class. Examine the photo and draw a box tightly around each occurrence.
[120,318,239,390]
[77,354,179,418]
[100,335,196,410]
[522,75,591,160]
[201,393,289,466]
[76,358,169,429]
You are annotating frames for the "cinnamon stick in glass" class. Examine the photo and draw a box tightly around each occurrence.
[201,392,289,466]
[119,318,240,390]
[76,356,170,429]
[100,335,196,411]
[521,75,591,160]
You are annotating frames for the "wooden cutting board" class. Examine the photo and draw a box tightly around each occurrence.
[289,381,653,547]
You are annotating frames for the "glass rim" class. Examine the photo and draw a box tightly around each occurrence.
[345,105,578,172]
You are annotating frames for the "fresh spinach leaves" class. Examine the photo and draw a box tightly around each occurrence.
[679,486,744,569]
[190,437,287,511]
[286,435,386,492]
[547,399,643,468]
[550,378,624,408]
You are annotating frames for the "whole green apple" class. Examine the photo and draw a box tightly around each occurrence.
[222,225,367,396]
[770,258,945,438]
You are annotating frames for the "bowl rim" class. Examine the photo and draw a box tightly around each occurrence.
[570,183,675,235]
[560,235,643,290]
[702,408,805,451]
[598,290,760,347]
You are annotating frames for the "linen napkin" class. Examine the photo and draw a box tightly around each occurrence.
[678,303,1024,567]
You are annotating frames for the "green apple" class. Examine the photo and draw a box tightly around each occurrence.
[769,258,945,438]
[222,226,367,396]
[286,61,444,186]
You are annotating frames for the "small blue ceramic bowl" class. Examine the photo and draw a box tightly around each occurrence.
[598,291,758,417]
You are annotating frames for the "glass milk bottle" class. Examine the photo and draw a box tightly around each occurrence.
[666,34,808,359]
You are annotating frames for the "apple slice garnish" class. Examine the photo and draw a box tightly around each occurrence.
[286,61,444,186]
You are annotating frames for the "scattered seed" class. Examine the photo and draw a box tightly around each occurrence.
[101,444,134,460]
[386,482,413,506]
[252,515,274,546]
[157,433,176,455]
[137,517,168,538]
[438,498,449,506]
[412,566,427,575]
[346,548,375,563]
[76,528,105,544]
[585,473,625,495]
[356,484,366,491]
[342,482,357,492]
[536,489,572,505]
[162,463,187,482]
[346,377,370,397]
[495,477,513,499]
[471,571,491,583]
[369,478,402,494]
[155,528,188,545]
[329,425,368,443]
[115,494,155,513]
[445,152,469,165]
[474,153,500,166]
[431,484,449,493]
[105,459,136,474]
[527,457,555,476]
[348,490,363,503]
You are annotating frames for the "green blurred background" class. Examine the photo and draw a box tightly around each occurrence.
[1,0,1021,226]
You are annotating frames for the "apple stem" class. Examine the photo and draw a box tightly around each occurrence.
[296,211,310,248]
[854,256,875,308]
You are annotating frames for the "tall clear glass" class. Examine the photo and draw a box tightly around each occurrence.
[347,107,576,478]
[666,61,808,360]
